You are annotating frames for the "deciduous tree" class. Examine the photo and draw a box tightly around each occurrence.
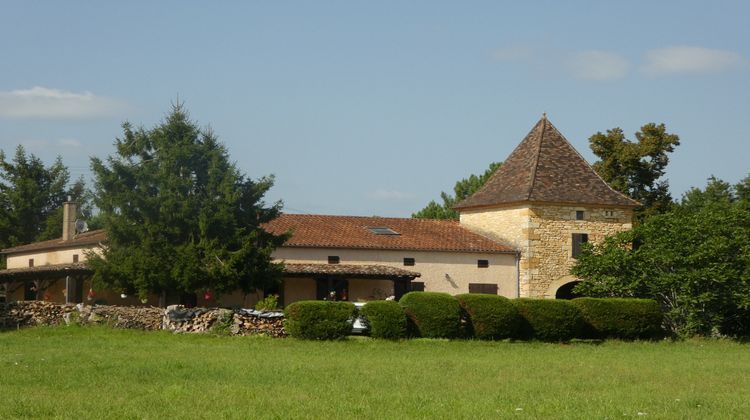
[589,123,680,221]
[573,176,750,337]
[413,162,501,220]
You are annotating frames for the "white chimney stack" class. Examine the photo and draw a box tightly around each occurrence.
[62,198,77,241]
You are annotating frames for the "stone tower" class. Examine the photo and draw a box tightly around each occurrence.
[455,116,639,298]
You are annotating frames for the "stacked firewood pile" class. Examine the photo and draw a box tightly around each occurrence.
[232,309,286,337]
[76,304,163,330]
[0,301,75,328]
[163,306,232,333]
[1,301,286,337]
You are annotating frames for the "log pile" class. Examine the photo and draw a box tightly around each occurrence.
[233,309,286,337]
[1,301,286,337]
[0,301,75,328]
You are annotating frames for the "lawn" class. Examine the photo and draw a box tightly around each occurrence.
[1,327,748,419]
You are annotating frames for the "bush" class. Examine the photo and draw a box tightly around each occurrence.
[255,294,279,311]
[399,292,461,338]
[284,301,356,340]
[571,298,663,339]
[456,294,519,340]
[513,299,584,342]
[360,300,407,339]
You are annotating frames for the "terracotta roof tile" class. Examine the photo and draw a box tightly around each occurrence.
[455,116,640,210]
[1,230,107,254]
[263,214,515,254]
[283,263,420,279]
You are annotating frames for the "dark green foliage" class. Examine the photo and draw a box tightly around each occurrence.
[413,162,501,220]
[456,294,519,340]
[360,300,407,339]
[589,123,680,222]
[88,104,287,301]
[513,299,584,342]
[284,301,356,340]
[571,298,663,340]
[573,176,750,337]
[399,292,461,338]
[0,146,92,250]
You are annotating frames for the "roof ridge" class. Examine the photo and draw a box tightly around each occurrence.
[526,116,546,200]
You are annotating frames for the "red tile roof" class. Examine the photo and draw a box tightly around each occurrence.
[455,116,640,210]
[1,230,107,254]
[263,214,515,254]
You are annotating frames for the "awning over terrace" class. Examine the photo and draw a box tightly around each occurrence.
[0,262,421,282]
[282,263,420,280]
[0,263,92,282]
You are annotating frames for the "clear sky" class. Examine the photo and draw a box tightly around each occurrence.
[1,1,748,217]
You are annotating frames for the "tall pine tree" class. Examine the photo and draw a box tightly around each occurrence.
[88,104,287,302]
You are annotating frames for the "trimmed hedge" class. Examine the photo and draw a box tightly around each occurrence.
[360,300,407,339]
[513,299,584,342]
[284,301,356,340]
[456,294,519,340]
[572,298,663,340]
[399,292,462,338]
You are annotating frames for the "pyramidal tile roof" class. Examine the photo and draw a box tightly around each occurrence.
[455,116,640,210]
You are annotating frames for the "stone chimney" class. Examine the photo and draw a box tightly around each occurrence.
[62,198,77,241]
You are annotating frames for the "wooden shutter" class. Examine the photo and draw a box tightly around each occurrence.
[469,283,498,294]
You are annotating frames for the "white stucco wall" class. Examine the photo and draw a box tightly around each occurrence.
[272,247,518,298]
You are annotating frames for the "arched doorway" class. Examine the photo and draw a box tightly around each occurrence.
[554,281,582,300]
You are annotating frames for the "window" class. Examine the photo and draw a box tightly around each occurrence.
[477,259,489,268]
[410,282,425,292]
[73,254,79,263]
[575,210,585,220]
[403,257,415,266]
[328,256,340,264]
[469,283,498,294]
[572,233,589,258]
[604,210,616,218]
[28,258,34,267]
[367,226,400,235]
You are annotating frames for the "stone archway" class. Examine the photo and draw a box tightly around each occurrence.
[544,275,583,299]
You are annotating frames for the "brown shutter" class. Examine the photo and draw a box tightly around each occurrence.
[469,283,498,294]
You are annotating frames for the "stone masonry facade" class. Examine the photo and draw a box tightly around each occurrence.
[460,203,632,298]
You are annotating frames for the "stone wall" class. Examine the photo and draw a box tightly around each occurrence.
[459,203,633,298]
[526,205,632,297]
[0,301,286,337]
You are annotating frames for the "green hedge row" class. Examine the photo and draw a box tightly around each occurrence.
[284,301,356,340]
[360,300,407,339]
[285,295,664,341]
[571,297,663,339]
[400,292,462,338]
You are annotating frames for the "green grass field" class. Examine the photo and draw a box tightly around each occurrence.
[1,327,748,419]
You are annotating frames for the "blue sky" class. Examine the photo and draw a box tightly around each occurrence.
[1,1,748,216]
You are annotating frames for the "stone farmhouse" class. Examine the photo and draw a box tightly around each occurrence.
[0,116,637,307]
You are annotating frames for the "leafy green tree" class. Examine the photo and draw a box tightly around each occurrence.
[572,176,750,337]
[589,123,680,221]
[88,104,287,303]
[413,162,501,220]
[0,146,90,249]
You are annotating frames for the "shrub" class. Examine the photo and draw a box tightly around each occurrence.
[255,294,279,311]
[456,294,519,340]
[399,292,461,338]
[284,301,356,340]
[513,299,584,342]
[360,300,407,339]
[572,298,663,339]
